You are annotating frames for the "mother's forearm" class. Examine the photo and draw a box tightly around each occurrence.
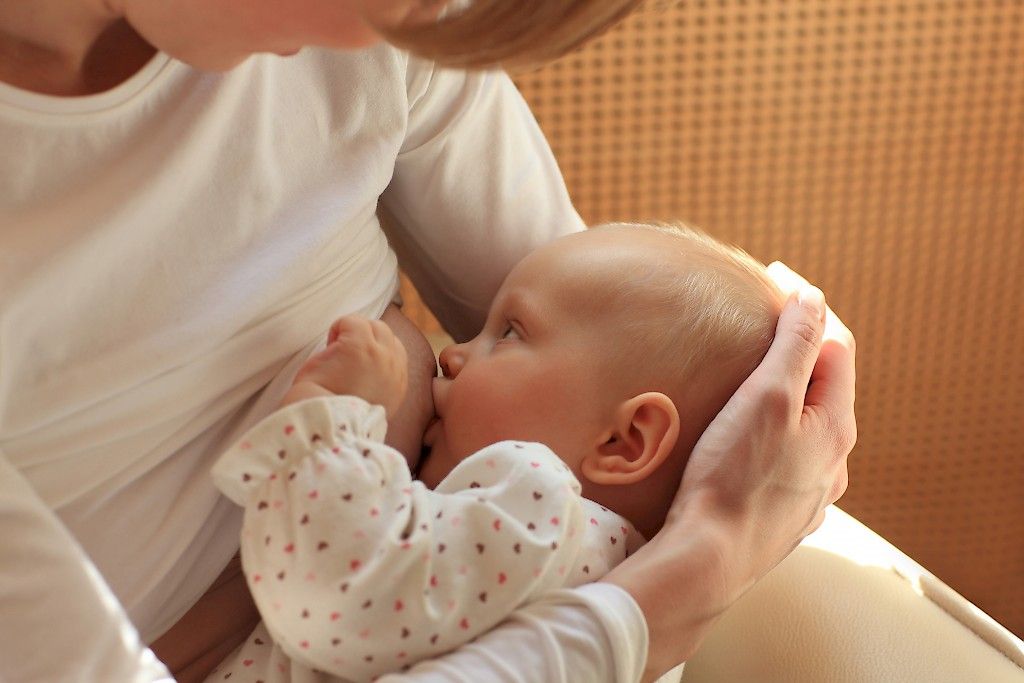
[150,555,260,682]
[379,304,438,468]
[600,504,744,682]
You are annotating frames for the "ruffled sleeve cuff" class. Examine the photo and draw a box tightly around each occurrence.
[211,395,387,506]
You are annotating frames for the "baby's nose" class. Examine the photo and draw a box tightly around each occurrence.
[437,343,465,379]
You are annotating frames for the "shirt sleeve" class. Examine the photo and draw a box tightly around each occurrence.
[211,396,594,682]
[0,451,173,683]
[380,56,586,341]
[379,582,649,683]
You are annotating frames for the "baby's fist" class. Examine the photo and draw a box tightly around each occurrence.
[291,316,408,417]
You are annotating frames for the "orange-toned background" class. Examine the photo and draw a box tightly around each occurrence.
[400,0,1023,636]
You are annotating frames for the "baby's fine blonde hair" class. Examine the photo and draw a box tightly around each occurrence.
[594,222,785,400]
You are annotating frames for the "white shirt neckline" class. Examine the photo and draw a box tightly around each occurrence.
[0,51,173,116]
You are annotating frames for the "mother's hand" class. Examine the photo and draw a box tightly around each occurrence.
[602,265,856,681]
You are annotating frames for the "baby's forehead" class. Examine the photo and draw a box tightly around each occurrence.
[527,226,687,281]
[508,228,690,320]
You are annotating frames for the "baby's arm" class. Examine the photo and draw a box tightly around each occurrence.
[213,401,588,682]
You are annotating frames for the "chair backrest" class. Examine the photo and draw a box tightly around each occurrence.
[507,1,1024,637]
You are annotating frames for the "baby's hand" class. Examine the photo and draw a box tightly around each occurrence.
[286,316,408,418]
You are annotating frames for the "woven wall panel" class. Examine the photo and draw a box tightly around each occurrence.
[402,0,1024,635]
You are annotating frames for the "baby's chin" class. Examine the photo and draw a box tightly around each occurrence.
[414,443,449,490]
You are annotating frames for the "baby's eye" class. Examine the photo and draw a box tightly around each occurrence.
[499,325,521,342]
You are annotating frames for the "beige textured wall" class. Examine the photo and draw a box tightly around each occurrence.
[401,1,1024,635]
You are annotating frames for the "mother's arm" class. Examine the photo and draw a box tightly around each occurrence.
[0,453,174,682]
[605,274,856,681]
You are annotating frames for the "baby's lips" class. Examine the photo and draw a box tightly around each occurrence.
[431,375,449,411]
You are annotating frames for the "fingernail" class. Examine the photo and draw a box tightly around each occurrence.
[797,286,825,321]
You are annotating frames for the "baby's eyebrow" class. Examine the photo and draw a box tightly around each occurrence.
[498,289,539,333]
[501,289,524,311]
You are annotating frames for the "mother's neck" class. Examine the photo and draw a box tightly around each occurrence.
[0,0,155,96]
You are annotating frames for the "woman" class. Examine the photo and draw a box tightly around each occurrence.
[0,1,855,681]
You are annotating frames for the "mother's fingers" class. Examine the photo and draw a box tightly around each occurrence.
[747,288,827,414]
[807,312,857,417]
[804,302,857,467]
[766,260,809,295]
[766,259,856,417]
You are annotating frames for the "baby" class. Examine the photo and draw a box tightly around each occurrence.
[208,222,784,682]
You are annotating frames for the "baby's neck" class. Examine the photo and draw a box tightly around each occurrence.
[583,479,672,541]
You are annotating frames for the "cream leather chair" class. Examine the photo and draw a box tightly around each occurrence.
[681,506,1024,682]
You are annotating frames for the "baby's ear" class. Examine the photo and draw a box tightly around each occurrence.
[581,393,680,486]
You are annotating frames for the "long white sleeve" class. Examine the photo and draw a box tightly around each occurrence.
[0,452,171,683]
[381,58,585,341]
[380,583,648,683]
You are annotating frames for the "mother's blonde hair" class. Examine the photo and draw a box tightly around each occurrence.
[383,1,645,69]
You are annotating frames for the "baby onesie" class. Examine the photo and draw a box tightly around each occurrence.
[208,396,642,683]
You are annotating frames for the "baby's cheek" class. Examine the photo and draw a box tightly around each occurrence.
[446,388,492,442]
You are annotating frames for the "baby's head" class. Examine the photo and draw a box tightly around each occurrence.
[420,223,784,537]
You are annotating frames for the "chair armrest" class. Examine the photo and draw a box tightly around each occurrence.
[682,506,1024,682]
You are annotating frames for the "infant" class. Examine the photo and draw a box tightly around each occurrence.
[208,222,784,682]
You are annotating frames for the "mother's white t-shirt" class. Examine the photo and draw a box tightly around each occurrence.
[0,45,647,681]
